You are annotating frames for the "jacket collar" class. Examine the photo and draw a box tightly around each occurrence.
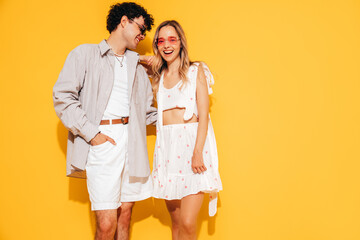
[99,40,111,56]
[98,39,139,61]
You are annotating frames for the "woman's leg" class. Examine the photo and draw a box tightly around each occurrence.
[179,193,204,240]
[166,199,181,240]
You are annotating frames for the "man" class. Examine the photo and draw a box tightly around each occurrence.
[53,2,156,240]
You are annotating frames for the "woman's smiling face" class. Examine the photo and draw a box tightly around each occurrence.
[157,26,181,64]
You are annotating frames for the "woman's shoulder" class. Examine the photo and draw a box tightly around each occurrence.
[189,61,214,94]
[187,61,204,75]
[189,61,212,76]
[189,61,203,69]
[190,61,210,67]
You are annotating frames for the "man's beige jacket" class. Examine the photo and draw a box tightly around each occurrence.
[53,40,157,178]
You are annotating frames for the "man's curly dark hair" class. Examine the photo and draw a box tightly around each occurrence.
[106,2,154,33]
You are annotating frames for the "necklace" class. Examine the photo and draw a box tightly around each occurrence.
[114,54,125,67]
[106,40,125,67]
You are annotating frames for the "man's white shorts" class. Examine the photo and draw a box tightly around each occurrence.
[85,124,153,211]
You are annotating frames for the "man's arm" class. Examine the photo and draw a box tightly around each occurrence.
[53,47,99,142]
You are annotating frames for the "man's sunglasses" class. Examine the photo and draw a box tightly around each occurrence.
[130,19,146,36]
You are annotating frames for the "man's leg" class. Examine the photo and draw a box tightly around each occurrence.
[115,202,135,240]
[86,125,127,239]
[95,209,118,240]
[116,122,152,239]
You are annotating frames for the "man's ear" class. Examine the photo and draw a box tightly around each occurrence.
[120,15,129,28]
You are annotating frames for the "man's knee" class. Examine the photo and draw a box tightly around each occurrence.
[97,217,117,234]
[96,210,117,235]
[118,202,134,226]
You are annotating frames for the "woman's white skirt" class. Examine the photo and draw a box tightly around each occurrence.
[152,122,222,200]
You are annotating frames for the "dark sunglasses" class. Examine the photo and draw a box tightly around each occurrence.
[130,19,146,36]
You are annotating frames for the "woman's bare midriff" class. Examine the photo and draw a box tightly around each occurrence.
[162,108,198,125]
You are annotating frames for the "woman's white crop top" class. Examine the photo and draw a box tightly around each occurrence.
[157,62,214,121]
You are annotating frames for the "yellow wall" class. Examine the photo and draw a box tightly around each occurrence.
[1,0,360,239]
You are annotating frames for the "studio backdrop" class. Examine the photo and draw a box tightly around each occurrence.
[1,0,359,239]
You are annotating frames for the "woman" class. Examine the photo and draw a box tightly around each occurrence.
[143,20,222,240]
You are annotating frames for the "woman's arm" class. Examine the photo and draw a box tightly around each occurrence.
[139,55,154,65]
[191,63,209,174]
[139,55,155,77]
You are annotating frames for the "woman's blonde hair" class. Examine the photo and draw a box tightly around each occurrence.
[151,20,191,94]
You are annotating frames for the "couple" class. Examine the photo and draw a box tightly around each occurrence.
[53,2,222,240]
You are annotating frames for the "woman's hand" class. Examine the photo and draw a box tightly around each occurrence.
[191,150,207,174]
[139,55,154,76]
[139,55,155,66]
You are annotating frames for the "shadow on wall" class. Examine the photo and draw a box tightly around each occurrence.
[57,121,96,235]
[147,124,156,136]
